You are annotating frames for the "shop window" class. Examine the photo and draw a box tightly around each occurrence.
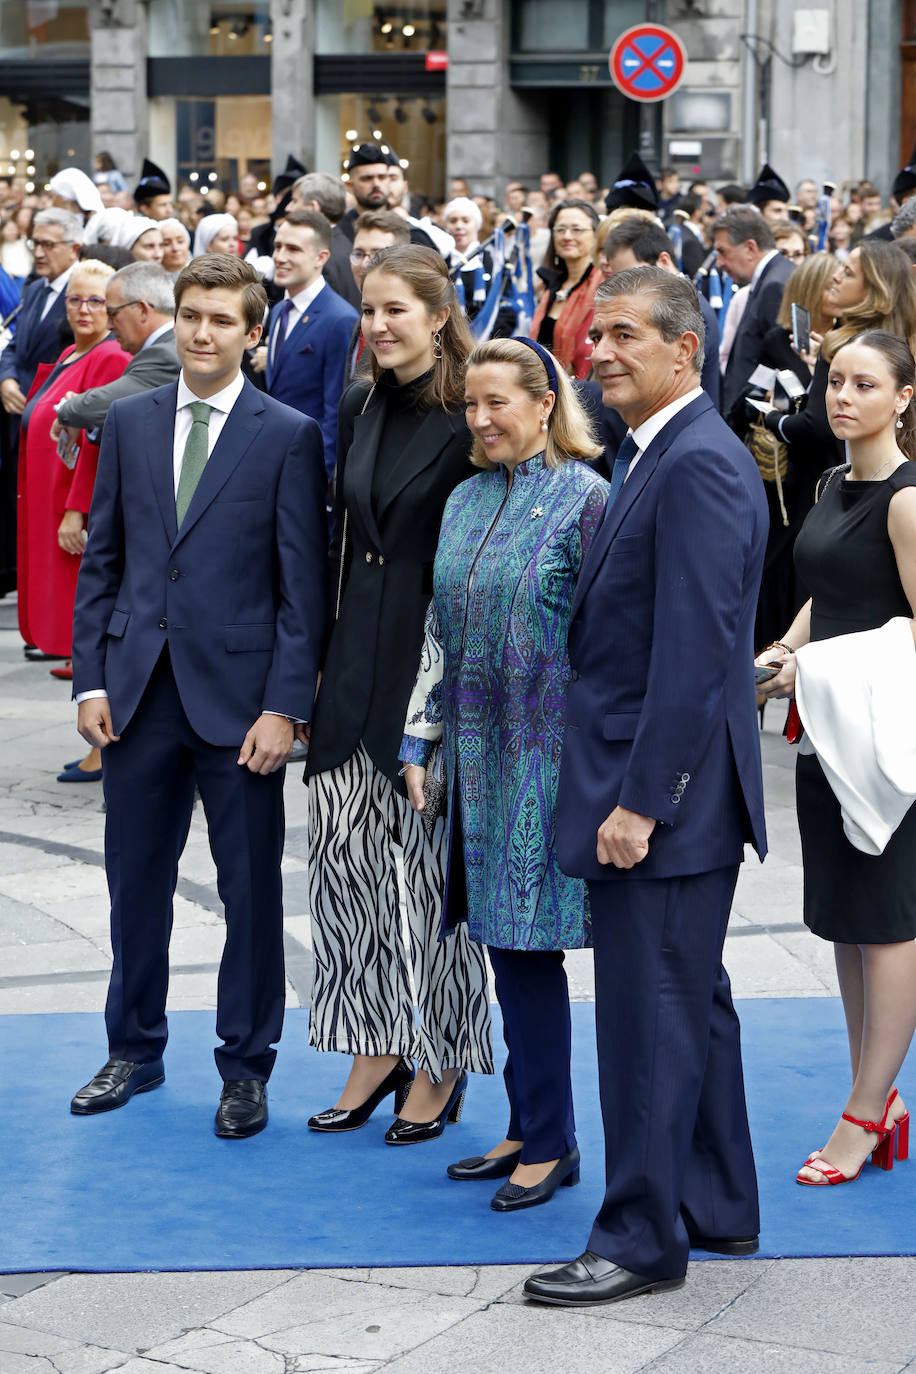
[317,1,446,55]
[0,0,88,56]
[148,0,271,57]
[316,91,446,200]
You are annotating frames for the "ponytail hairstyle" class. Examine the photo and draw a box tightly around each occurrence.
[361,244,473,410]
[466,336,602,470]
[832,328,916,460]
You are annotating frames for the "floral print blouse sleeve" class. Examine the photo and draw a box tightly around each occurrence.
[399,599,445,768]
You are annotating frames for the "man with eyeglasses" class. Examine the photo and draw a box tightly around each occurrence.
[53,262,179,448]
[0,208,82,597]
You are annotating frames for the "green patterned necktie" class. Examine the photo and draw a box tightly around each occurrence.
[175,401,213,528]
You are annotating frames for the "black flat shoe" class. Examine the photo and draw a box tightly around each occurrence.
[384,1072,468,1145]
[524,1251,685,1306]
[687,1232,759,1255]
[308,1058,414,1132]
[490,1147,580,1211]
[447,1147,522,1181]
[70,1057,164,1115]
[214,1079,267,1138]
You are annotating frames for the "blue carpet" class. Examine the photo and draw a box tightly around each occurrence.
[1,1001,913,1273]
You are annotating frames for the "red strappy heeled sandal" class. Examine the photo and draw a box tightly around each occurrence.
[797,1109,895,1186]
[885,1088,910,1163]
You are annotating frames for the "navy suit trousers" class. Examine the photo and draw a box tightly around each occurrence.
[487,946,576,1163]
[587,866,759,1278]
[101,650,286,1082]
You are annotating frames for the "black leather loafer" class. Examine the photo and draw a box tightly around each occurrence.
[523,1251,685,1306]
[70,1057,165,1115]
[214,1079,268,1138]
[687,1233,759,1255]
[490,1147,580,1211]
[308,1058,413,1133]
[384,1073,467,1145]
[447,1147,523,1181]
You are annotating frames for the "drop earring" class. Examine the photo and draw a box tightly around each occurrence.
[540,418,548,432]
[432,331,442,359]
[897,415,904,429]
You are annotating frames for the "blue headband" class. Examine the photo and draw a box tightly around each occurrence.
[515,336,559,397]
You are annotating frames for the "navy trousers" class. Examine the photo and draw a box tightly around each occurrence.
[588,866,759,1278]
[487,946,576,1163]
[101,650,286,1082]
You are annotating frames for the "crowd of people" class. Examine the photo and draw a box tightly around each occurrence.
[3,135,916,1306]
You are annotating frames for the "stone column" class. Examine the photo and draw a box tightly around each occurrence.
[89,0,149,184]
[270,0,315,177]
[446,0,547,199]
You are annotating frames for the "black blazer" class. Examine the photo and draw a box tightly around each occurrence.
[722,252,795,423]
[306,377,474,786]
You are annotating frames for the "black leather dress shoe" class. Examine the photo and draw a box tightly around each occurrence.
[491,1148,580,1211]
[308,1059,414,1132]
[70,1057,165,1115]
[384,1073,467,1145]
[214,1079,268,1138]
[447,1147,523,1181]
[523,1251,685,1306]
[687,1233,759,1255]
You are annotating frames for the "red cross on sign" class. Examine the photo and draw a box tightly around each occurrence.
[609,23,687,103]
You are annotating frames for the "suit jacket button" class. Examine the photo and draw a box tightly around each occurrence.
[570,668,579,680]
[169,569,179,581]
[379,554,385,566]
[159,618,167,629]
[365,552,372,563]
[671,795,680,804]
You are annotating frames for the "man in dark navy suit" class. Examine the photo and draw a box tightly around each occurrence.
[526,266,767,1306]
[0,207,81,596]
[70,255,327,1137]
[257,208,357,482]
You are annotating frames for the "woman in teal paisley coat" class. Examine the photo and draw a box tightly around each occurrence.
[401,336,608,1212]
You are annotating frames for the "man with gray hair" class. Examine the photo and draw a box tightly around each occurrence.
[0,207,82,596]
[891,196,916,241]
[291,171,359,308]
[53,261,179,445]
[526,265,767,1307]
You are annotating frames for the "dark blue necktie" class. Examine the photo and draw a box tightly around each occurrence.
[606,432,639,509]
[271,298,294,364]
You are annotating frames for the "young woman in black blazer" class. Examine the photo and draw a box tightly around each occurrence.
[305,246,493,1141]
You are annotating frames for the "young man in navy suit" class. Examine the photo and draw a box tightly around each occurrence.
[256,207,357,481]
[70,255,327,1137]
[526,266,768,1306]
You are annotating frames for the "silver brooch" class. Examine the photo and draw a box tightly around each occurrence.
[531,506,544,520]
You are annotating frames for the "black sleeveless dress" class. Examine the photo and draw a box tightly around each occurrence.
[793,462,916,943]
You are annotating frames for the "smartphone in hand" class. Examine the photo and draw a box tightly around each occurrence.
[791,303,811,355]
[754,662,782,684]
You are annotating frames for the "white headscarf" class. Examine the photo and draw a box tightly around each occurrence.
[49,168,104,215]
[193,214,239,259]
[113,216,161,252]
[443,196,483,232]
[158,217,191,245]
[82,207,134,246]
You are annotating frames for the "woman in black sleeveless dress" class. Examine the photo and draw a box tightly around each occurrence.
[757,330,916,1187]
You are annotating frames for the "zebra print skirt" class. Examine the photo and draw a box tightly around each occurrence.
[306,744,493,1082]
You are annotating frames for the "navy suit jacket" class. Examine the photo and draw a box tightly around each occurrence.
[265,281,358,480]
[72,378,328,746]
[556,392,769,882]
[0,276,70,392]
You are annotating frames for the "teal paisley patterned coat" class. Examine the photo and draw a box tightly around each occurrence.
[401,454,608,950]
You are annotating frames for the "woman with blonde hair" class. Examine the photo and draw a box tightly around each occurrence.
[305,245,493,1142]
[401,336,608,1211]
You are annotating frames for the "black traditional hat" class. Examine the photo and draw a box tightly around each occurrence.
[344,141,393,172]
[604,153,659,213]
[135,157,170,201]
[272,154,307,197]
[747,162,790,207]
[893,142,916,202]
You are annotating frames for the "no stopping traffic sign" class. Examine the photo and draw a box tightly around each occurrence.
[609,24,687,103]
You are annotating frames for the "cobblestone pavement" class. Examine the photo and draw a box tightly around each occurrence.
[1,595,914,1373]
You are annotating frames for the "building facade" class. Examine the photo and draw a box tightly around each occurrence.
[0,0,907,202]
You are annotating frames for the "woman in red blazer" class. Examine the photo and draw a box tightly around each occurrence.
[17,259,130,774]
[530,200,602,379]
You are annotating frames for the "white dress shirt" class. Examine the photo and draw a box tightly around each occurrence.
[269,276,325,368]
[40,266,75,320]
[749,249,778,293]
[622,386,705,478]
